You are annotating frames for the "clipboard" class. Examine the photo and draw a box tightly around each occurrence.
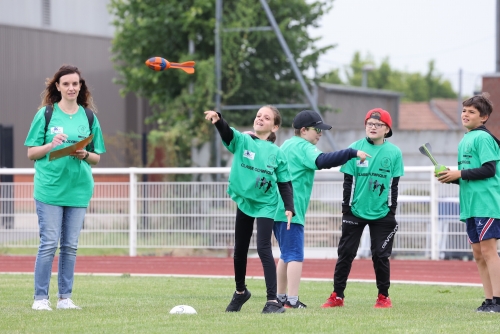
[49,134,94,161]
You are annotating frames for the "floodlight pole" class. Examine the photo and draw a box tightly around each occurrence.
[214,0,222,180]
[259,0,336,150]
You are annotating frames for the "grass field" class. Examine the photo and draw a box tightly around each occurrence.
[0,274,498,333]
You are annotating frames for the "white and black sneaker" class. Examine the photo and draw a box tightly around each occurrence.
[284,299,307,309]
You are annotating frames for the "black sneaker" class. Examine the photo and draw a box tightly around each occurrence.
[484,302,500,313]
[476,300,492,312]
[262,301,285,314]
[225,289,251,312]
[284,299,307,309]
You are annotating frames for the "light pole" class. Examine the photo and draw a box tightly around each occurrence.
[362,64,374,88]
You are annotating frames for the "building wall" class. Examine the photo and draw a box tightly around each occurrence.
[318,83,400,130]
[482,74,500,138]
[0,0,114,37]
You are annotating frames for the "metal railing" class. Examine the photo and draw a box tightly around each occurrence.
[0,167,467,259]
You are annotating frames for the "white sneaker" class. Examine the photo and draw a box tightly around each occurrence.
[57,298,82,310]
[32,299,52,311]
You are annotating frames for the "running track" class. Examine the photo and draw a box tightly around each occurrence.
[0,256,481,285]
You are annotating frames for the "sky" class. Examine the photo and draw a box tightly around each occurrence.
[309,0,497,96]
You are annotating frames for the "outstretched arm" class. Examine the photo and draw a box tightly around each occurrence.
[204,110,233,146]
[316,149,371,170]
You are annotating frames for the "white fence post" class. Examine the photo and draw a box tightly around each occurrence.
[430,169,439,260]
[129,169,137,256]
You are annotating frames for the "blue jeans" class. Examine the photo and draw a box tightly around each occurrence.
[34,199,86,300]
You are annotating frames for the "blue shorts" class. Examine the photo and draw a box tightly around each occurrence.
[273,221,304,262]
[466,217,500,243]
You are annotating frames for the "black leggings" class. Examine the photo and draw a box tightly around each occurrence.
[334,213,398,298]
[233,208,276,301]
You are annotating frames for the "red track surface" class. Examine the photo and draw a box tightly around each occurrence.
[0,256,481,284]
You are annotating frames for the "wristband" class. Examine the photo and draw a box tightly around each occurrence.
[83,152,90,161]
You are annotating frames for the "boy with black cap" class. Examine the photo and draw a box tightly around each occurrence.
[322,108,404,309]
[274,110,370,308]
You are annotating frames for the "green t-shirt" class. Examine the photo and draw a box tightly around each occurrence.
[224,128,291,219]
[24,103,106,207]
[274,136,321,225]
[340,138,404,220]
[457,130,500,221]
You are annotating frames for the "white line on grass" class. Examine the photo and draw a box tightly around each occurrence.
[0,272,482,287]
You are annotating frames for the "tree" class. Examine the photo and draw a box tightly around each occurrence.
[108,0,334,169]
[320,52,457,102]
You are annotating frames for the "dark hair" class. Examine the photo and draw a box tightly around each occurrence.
[294,128,301,136]
[262,105,281,143]
[39,65,97,112]
[462,92,493,123]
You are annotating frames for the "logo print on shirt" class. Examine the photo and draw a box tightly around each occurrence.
[369,178,386,196]
[78,125,88,135]
[267,154,277,169]
[243,150,255,160]
[255,176,273,193]
[465,142,472,154]
[381,157,391,168]
[357,160,369,167]
[51,126,63,134]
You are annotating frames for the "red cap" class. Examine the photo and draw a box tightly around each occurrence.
[365,108,393,138]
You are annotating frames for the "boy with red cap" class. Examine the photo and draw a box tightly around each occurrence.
[322,108,404,309]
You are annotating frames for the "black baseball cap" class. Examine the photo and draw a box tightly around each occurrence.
[292,110,332,130]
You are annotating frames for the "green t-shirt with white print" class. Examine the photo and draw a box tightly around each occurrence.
[224,128,291,219]
[24,103,106,207]
[274,136,321,226]
[457,130,500,221]
[340,138,404,220]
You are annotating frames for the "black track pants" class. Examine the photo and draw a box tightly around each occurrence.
[333,213,398,298]
[233,208,276,300]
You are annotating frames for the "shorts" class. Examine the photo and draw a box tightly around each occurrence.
[273,221,304,262]
[466,217,500,243]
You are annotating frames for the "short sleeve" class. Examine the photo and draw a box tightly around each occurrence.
[392,150,405,177]
[477,135,500,164]
[339,143,356,175]
[223,127,241,154]
[24,107,48,147]
[275,149,291,183]
[89,115,106,154]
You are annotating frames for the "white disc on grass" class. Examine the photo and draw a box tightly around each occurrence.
[169,305,197,314]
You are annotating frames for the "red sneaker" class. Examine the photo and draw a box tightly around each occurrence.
[321,292,344,308]
[374,294,392,308]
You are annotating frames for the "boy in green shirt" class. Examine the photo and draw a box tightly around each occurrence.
[322,108,404,309]
[437,93,500,312]
[274,110,369,308]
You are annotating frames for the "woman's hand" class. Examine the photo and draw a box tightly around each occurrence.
[204,110,220,124]
[70,149,88,160]
[51,134,68,149]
